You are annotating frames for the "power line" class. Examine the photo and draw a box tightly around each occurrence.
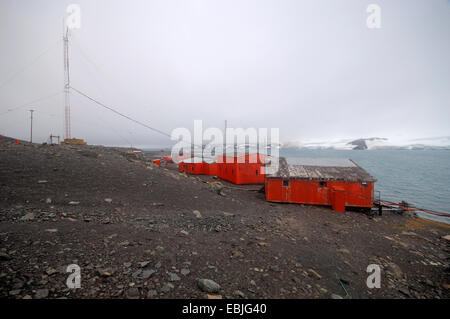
[70,86,172,138]
[0,40,61,92]
[0,91,63,116]
[70,86,207,151]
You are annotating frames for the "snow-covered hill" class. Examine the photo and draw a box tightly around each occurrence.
[282,136,450,150]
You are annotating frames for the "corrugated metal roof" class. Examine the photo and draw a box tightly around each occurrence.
[180,156,216,164]
[286,157,356,167]
[266,157,376,182]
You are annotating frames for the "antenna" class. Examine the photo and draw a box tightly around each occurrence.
[223,120,227,156]
[29,109,34,143]
[63,25,71,139]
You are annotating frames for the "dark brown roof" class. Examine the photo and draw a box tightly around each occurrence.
[266,157,377,182]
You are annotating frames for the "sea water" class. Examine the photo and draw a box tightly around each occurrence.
[280,149,450,224]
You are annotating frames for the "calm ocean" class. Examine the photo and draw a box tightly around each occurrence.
[280,149,450,224]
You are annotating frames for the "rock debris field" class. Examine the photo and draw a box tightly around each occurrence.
[0,138,449,299]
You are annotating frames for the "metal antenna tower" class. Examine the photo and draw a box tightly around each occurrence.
[63,26,71,139]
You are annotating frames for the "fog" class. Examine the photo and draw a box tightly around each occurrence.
[1,0,449,148]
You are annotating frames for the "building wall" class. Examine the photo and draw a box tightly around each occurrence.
[216,154,265,184]
[204,163,218,176]
[265,178,374,208]
[178,162,204,174]
[217,162,264,184]
[179,162,218,176]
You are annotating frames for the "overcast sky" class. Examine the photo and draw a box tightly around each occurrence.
[0,0,449,147]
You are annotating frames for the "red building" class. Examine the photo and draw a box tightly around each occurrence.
[153,159,168,167]
[162,155,174,163]
[203,162,218,176]
[264,157,376,212]
[216,153,266,185]
[178,157,217,176]
[178,157,204,174]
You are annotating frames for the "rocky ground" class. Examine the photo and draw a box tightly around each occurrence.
[0,137,449,299]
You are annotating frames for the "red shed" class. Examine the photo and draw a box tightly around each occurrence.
[203,159,218,176]
[264,157,376,212]
[178,157,204,175]
[153,159,169,167]
[178,157,218,176]
[162,155,174,163]
[216,153,266,185]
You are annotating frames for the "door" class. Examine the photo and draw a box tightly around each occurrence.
[282,180,291,202]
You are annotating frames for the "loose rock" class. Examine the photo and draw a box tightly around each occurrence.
[20,213,35,221]
[193,210,202,219]
[127,287,140,299]
[34,288,49,299]
[308,269,322,280]
[168,272,181,282]
[197,279,220,293]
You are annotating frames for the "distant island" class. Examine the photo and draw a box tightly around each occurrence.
[282,136,450,150]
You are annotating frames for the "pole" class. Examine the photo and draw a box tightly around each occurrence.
[29,109,34,143]
[224,120,227,156]
[63,26,71,140]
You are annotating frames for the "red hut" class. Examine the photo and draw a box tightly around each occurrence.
[162,155,174,163]
[153,159,169,167]
[178,157,204,174]
[202,158,218,176]
[264,157,376,212]
[216,153,266,185]
[179,157,218,176]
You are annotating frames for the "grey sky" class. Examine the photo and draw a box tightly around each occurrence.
[0,0,449,148]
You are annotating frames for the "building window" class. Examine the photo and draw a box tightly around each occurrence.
[283,180,290,187]
[319,181,327,187]
[362,182,368,187]
[256,170,258,175]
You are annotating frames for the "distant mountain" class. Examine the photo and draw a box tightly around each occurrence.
[347,138,388,150]
[282,136,450,150]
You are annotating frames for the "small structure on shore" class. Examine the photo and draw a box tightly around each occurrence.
[153,159,169,167]
[178,157,217,175]
[61,138,86,145]
[264,157,376,212]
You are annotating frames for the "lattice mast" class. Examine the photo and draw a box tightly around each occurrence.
[63,26,71,139]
